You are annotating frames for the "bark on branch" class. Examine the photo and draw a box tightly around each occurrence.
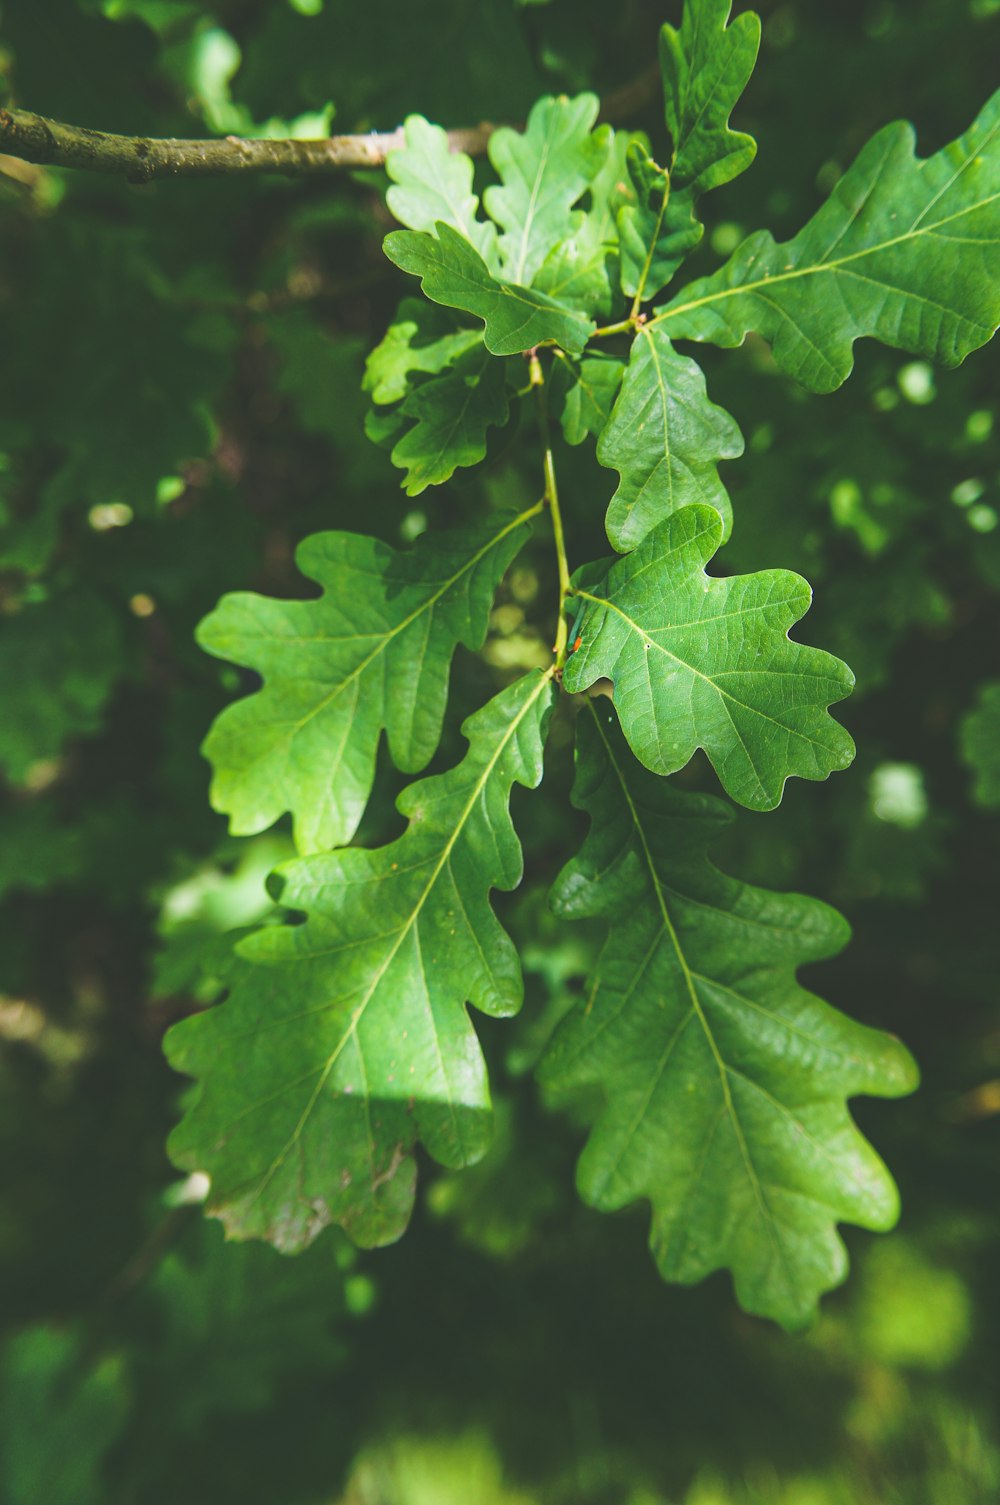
[0,68,657,185]
[0,107,493,183]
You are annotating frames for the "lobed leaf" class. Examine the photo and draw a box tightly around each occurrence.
[166,672,556,1252]
[389,343,510,495]
[552,353,625,447]
[615,0,758,304]
[617,145,702,302]
[386,115,498,265]
[597,323,743,548]
[385,223,595,354]
[532,128,638,318]
[363,297,483,407]
[540,706,918,1330]
[198,510,537,854]
[485,93,610,286]
[660,0,760,194]
[657,91,1000,391]
[561,505,855,811]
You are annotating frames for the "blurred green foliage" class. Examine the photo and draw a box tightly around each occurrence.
[0,0,998,1500]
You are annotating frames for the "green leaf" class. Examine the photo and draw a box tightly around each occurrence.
[145,1219,347,1429]
[617,145,703,301]
[596,324,743,549]
[363,298,483,407]
[561,505,855,811]
[532,226,617,319]
[960,681,1000,807]
[532,126,639,317]
[552,353,624,446]
[0,1327,128,1505]
[389,342,510,495]
[0,591,123,783]
[386,114,498,265]
[166,671,555,1251]
[539,707,918,1330]
[660,0,760,194]
[198,510,537,854]
[484,93,609,286]
[385,223,595,355]
[657,91,1000,392]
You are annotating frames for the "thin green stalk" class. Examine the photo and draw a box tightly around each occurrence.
[529,352,572,663]
[629,168,671,319]
[591,318,637,339]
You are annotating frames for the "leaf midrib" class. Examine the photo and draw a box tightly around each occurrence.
[571,581,843,758]
[589,707,787,1272]
[244,669,554,1209]
[282,505,540,740]
[653,189,1000,330]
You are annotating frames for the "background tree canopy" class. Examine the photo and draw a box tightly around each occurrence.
[0,1,998,1501]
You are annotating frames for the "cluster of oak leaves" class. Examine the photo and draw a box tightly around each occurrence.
[164,0,1000,1330]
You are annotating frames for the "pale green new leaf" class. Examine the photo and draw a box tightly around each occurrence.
[166,672,555,1252]
[960,681,1000,807]
[539,707,918,1330]
[386,115,498,265]
[198,510,537,854]
[533,126,639,317]
[485,93,609,286]
[657,91,1000,392]
[553,353,624,446]
[597,324,743,549]
[617,144,702,301]
[660,0,760,194]
[390,343,510,495]
[363,298,482,407]
[385,223,594,354]
[561,505,855,811]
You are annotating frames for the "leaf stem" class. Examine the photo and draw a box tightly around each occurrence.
[529,351,571,663]
[629,167,671,319]
[591,318,637,339]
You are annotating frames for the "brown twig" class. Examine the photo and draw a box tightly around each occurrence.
[0,65,660,185]
[0,107,493,183]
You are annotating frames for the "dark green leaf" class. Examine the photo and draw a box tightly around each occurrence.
[617,145,703,301]
[553,353,624,446]
[660,0,760,194]
[390,343,510,495]
[540,707,918,1330]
